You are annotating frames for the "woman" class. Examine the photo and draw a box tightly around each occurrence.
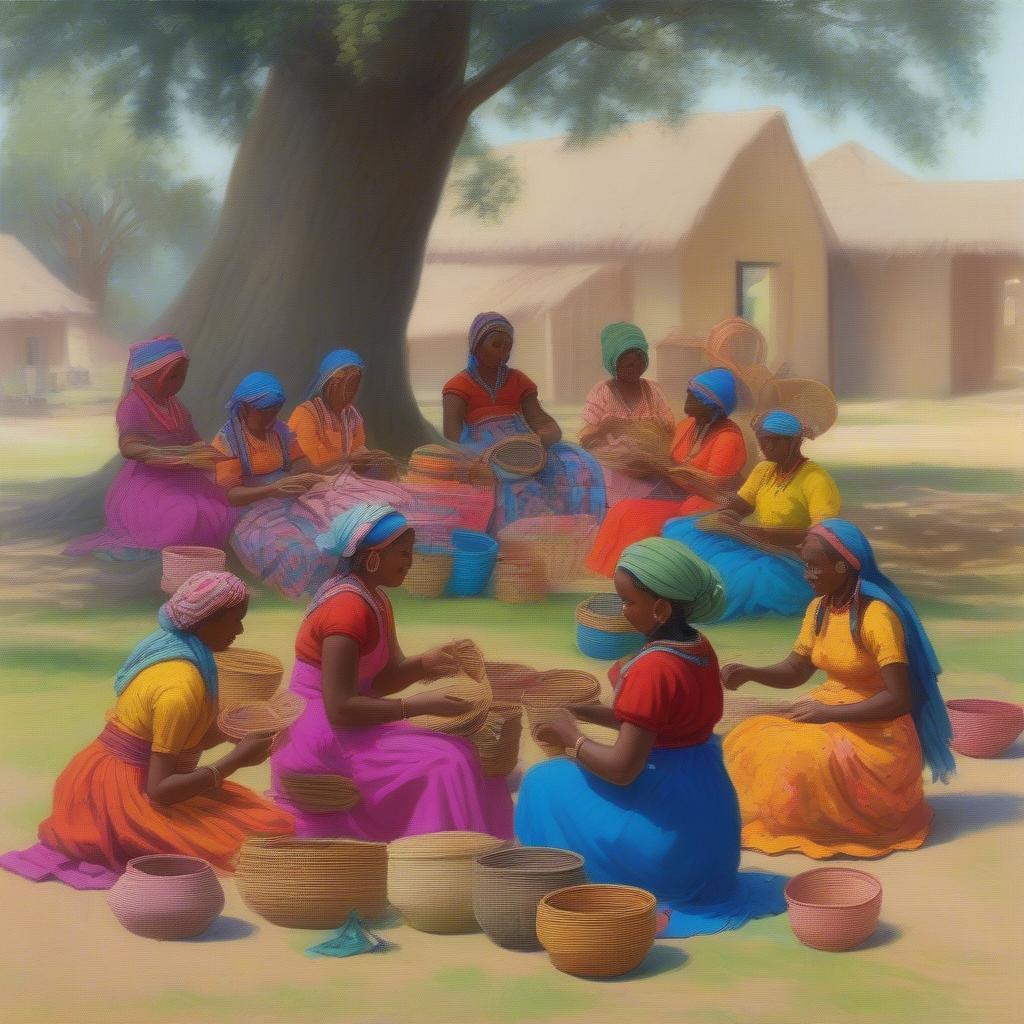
[722,519,955,858]
[66,336,235,559]
[586,368,747,576]
[516,538,786,937]
[662,409,841,620]
[0,572,293,889]
[271,503,514,841]
[442,312,606,531]
[579,322,675,506]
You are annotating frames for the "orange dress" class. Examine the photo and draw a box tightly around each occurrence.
[586,417,747,576]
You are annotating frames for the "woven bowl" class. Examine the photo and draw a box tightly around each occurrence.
[536,884,656,977]
[388,831,510,933]
[946,699,1024,758]
[278,772,361,812]
[107,855,224,940]
[403,642,491,736]
[235,836,387,928]
[473,847,588,951]
[214,648,284,710]
[785,868,882,952]
[160,545,228,594]
[487,434,547,480]
[402,545,454,599]
[484,662,541,703]
[217,691,306,741]
[526,670,602,757]
[575,594,644,660]
[470,703,524,777]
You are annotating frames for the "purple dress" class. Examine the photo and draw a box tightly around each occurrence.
[66,390,235,559]
[271,577,514,841]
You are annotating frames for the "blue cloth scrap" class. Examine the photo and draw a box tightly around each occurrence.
[305,911,390,958]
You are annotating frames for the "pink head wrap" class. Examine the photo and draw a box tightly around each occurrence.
[162,571,249,630]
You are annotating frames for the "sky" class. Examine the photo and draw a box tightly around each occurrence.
[177,0,1024,195]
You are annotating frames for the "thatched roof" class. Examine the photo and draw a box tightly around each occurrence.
[0,235,93,319]
[408,261,610,340]
[427,108,808,259]
[808,145,1024,257]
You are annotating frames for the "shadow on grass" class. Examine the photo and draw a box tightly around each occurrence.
[855,921,902,951]
[926,791,1024,847]
[186,915,259,942]
[589,944,688,983]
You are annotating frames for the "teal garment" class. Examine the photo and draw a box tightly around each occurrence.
[305,911,390,958]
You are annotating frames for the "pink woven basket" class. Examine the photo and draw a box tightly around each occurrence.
[946,699,1024,758]
[160,545,227,594]
[784,868,882,952]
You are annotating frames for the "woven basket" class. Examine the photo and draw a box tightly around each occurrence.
[357,449,399,481]
[754,377,839,439]
[388,831,510,933]
[706,317,768,368]
[498,515,598,584]
[217,691,305,740]
[785,868,882,952]
[403,641,491,736]
[214,648,284,710]
[576,592,644,660]
[278,772,361,812]
[526,670,602,757]
[536,884,657,977]
[235,836,387,928]
[946,698,1024,758]
[485,434,546,480]
[473,847,587,951]
[405,443,471,485]
[493,559,547,604]
[484,662,540,703]
[402,545,453,598]
[470,702,524,777]
[160,545,227,595]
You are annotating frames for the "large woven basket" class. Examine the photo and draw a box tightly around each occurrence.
[946,698,1024,758]
[214,648,284,710]
[785,868,882,952]
[388,831,510,933]
[754,377,839,439]
[402,545,453,598]
[485,434,546,480]
[525,670,602,757]
[493,558,547,604]
[235,836,388,928]
[484,662,540,703]
[403,640,491,736]
[278,772,361,812]
[575,594,644,661]
[536,884,657,978]
[217,691,305,741]
[160,545,227,595]
[706,317,768,368]
[469,702,524,777]
[498,515,598,584]
[473,847,587,951]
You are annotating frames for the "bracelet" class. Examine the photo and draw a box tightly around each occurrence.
[205,764,222,788]
[568,736,587,761]
[399,698,408,720]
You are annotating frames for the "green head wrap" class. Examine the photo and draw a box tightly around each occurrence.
[617,538,726,624]
[600,322,648,377]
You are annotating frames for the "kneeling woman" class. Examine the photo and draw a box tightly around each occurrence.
[722,519,954,859]
[272,503,514,841]
[515,539,786,938]
[0,573,293,889]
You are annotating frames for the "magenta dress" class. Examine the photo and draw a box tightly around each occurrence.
[271,577,513,841]
[66,390,235,559]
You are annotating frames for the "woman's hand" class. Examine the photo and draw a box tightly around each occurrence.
[405,692,472,718]
[420,643,462,680]
[720,663,753,691]
[231,734,276,767]
[533,708,581,750]
[274,472,321,496]
[786,699,832,724]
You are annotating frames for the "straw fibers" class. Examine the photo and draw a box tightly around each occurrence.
[402,641,491,735]
[754,377,839,439]
[214,647,283,710]
[278,772,361,812]
[401,545,453,598]
[499,515,598,583]
[469,702,524,777]
[216,691,305,740]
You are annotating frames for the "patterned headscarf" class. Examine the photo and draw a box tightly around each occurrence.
[304,349,366,402]
[600,322,648,377]
[467,313,513,396]
[113,571,248,698]
[315,503,411,564]
[808,519,955,783]
[219,371,291,479]
[688,368,737,418]
[127,335,188,381]
[754,409,803,437]
[618,538,726,624]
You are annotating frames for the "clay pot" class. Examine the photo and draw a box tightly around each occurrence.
[107,855,224,940]
[946,699,1024,758]
[473,847,587,951]
[785,868,882,952]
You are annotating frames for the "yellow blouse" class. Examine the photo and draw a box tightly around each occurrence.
[738,460,841,529]
[793,598,908,704]
[111,660,215,754]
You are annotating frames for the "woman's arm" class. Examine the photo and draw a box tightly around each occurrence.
[521,394,562,447]
[720,652,817,691]
[443,394,468,443]
[534,710,653,786]
[568,702,620,728]
[788,664,912,724]
[146,735,273,806]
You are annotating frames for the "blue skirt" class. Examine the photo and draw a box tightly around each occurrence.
[514,740,786,938]
[661,515,812,621]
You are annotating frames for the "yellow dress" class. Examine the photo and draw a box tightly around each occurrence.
[723,598,931,858]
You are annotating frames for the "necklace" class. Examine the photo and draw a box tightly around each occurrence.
[769,457,807,493]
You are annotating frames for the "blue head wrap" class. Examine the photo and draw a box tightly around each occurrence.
[809,518,955,784]
[688,368,738,418]
[315,503,410,573]
[304,349,366,402]
[219,371,291,479]
[756,409,803,437]
[127,335,187,380]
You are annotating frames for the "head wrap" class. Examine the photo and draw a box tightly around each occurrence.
[687,368,738,418]
[112,571,248,699]
[315,503,411,571]
[219,372,291,479]
[755,409,803,437]
[127,335,188,381]
[600,322,649,377]
[618,538,726,624]
[807,519,954,784]
[304,349,365,402]
[467,312,514,394]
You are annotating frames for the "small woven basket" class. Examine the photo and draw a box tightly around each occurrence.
[160,545,227,595]
[498,515,598,584]
[485,434,546,480]
[217,691,306,741]
[278,772,361,812]
[402,544,453,598]
[214,648,284,710]
[785,868,882,952]
[470,702,524,777]
[754,377,839,439]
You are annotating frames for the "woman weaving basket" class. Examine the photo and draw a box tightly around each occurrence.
[442,312,606,532]
[0,573,293,889]
[271,503,514,841]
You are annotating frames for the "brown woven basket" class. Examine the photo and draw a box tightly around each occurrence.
[485,434,547,478]
[498,515,598,584]
[484,662,540,703]
[525,670,602,757]
[278,772,361,812]
[575,593,634,633]
[470,703,524,777]
[356,449,399,481]
[754,377,839,439]
[536,884,657,978]
[214,648,284,710]
[403,643,491,736]
[217,691,306,740]
[235,836,387,928]
[493,559,547,604]
[401,546,453,598]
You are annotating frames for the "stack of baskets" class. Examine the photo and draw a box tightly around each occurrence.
[234,836,388,928]
[575,594,644,660]
[448,530,499,597]
[402,544,454,598]
[214,648,284,710]
[498,515,598,587]
[160,546,226,595]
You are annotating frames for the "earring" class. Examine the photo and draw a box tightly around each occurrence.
[365,550,381,574]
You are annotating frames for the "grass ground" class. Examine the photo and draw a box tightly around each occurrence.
[0,391,1021,1023]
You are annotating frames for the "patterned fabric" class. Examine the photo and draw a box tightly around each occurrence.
[580,378,674,431]
[127,335,187,380]
[442,369,538,425]
[164,570,248,630]
[618,538,727,623]
[312,503,409,579]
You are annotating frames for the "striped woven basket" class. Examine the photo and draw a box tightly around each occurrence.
[214,648,284,710]
[404,444,468,484]
[498,515,598,584]
[484,662,540,703]
[469,702,524,777]
[575,594,645,660]
[402,545,453,598]
[235,836,387,928]
[278,772,361,812]
[160,545,227,595]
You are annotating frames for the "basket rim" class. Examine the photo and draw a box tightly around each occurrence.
[783,868,882,909]
[474,846,585,874]
[539,883,656,915]
[387,831,509,860]
[945,698,1023,717]
[125,853,212,876]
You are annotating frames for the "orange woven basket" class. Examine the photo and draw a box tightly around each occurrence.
[484,662,540,703]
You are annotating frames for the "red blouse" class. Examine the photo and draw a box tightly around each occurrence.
[442,369,538,425]
[610,637,723,748]
[295,589,394,667]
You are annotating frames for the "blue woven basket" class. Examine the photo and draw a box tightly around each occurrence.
[448,530,499,597]
[575,594,645,660]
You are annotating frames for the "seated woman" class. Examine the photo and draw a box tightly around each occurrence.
[443,312,606,532]
[722,519,954,858]
[66,336,235,559]
[662,409,841,620]
[271,503,514,841]
[516,538,786,937]
[578,322,675,506]
[0,572,293,889]
[586,368,746,576]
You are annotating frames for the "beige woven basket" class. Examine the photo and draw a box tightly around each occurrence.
[754,377,839,439]
[470,703,524,777]
[278,772,361,812]
[401,546,453,598]
[403,641,492,736]
[575,593,634,633]
[485,434,547,478]
[234,836,387,928]
[525,670,602,757]
[217,691,305,741]
[498,515,598,584]
[214,648,284,710]
[388,831,510,933]
[484,662,540,703]
[160,545,227,595]
[493,559,547,604]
